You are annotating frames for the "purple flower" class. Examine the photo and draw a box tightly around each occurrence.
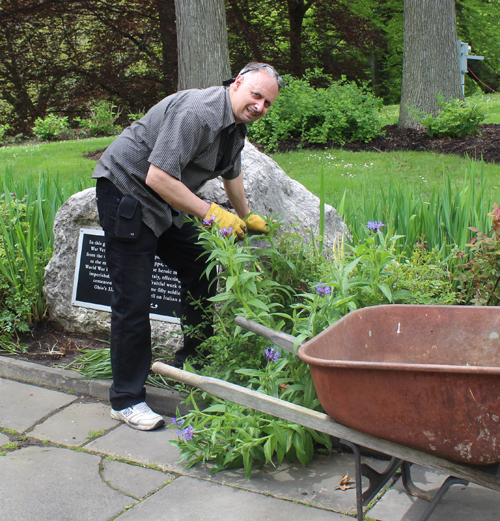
[202,214,216,227]
[220,226,233,237]
[171,417,184,428]
[178,425,194,440]
[366,220,385,232]
[315,283,332,296]
[265,346,280,363]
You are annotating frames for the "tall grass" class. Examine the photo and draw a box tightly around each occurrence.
[0,169,89,325]
[342,156,492,260]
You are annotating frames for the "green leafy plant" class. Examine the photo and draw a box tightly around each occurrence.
[128,111,145,122]
[0,170,90,340]
[454,203,500,305]
[412,94,486,138]
[342,157,492,262]
[0,124,10,144]
[170,350,332,480]
[33,114,70,141]
[385,243,460,305]
[77,101,122,136]
[248,70,383,151]
[65,347,112,379]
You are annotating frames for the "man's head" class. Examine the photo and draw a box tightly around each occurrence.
[229,63,283,124]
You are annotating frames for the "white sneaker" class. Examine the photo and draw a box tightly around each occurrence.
[111,402,165,431]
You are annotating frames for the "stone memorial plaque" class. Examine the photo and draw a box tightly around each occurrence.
[72,229,181,324]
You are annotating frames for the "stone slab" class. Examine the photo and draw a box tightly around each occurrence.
[116,475,351,521]
[0,357,190,416]
[369,464,500,521]
[186,450,393,516]
[102,458,176,499]
[85,419,184,472]
[0,378,76,432]
[0,446,135,521]
[0,432,10,447]
[30,401,117,446]
[85,415,390,516]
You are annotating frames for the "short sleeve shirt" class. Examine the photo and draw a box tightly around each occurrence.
[92,86,247,236]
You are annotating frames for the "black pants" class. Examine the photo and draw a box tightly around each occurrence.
[96,178,216,410]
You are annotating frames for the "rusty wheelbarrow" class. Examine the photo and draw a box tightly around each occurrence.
[153,304,500,521]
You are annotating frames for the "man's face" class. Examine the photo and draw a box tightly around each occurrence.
[230,71,279,124]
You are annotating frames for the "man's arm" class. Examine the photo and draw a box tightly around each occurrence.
[223,175,250,218]
[146,163,248,238]
[146,164,210,218]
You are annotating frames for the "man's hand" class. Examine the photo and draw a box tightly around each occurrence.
[245,212,269,234]
[203,203,247,240]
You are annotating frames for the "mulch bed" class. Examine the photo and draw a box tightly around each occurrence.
[4,123,500,367]
[259,124,500,164]
[10,323,109,368]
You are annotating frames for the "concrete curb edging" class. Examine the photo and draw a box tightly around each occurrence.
[0,355,188,416]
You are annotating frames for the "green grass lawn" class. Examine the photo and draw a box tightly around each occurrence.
[272,148,500,210]
[0,136,114,186]
[378,92,500,126]
[272,92,500,209]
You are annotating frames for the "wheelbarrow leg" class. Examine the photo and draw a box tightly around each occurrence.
[402,462,469,521]
[340,440,403,520]
[419,476,469,521]
[340,440,364,520]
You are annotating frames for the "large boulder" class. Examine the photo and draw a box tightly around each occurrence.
[44,140,349,348]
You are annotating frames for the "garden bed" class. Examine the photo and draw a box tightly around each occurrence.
[260,123,500,164]
[4,123,500,370]
[12,322,109,368]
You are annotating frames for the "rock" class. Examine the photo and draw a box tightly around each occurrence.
[44,140,349,347]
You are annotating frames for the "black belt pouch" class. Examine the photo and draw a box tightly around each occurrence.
[115,196,142,242]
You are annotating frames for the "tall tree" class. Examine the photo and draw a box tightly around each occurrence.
[398,0,463,128]
[0,0,177,134]
[175,0,230,90]
[226,0,382,82]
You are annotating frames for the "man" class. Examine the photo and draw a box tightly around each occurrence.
[92,63,283,431]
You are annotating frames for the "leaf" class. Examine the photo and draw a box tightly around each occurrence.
[292,430,308,466]
[378,282,393,302]
[335,472,356,491]
[225,275,238,292]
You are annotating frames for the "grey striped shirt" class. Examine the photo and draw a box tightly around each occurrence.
[92,86,247,236]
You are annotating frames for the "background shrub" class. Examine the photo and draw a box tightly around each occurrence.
[33,114,70,141]
[248,70,383,151]
[413,94,487,138]
[0,124,10,144]
[77,101,122,137]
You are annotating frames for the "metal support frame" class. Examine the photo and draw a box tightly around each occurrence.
[340,441,470,521]
[340,440,403,520]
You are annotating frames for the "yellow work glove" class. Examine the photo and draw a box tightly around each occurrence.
[203,202,247,240]
[244,211,269,234]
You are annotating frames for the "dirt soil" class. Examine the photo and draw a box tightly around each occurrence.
[11,322,110,369]
[5,123,500,369]
[263,124,500,164]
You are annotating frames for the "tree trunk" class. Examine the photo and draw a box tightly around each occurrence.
[174,0,231,90]
[157,0,178,96]
[287,0,310,77]
[398,0,463,129]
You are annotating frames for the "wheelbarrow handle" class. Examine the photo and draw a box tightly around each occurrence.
[151,362,500,493]
[234,316,299,354]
